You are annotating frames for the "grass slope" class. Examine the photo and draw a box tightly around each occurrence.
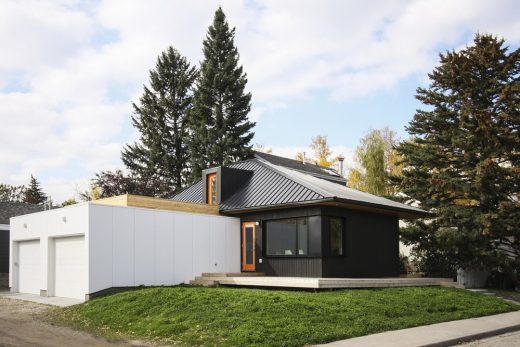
[50,286,519,347]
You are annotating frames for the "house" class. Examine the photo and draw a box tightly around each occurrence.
[173,152,430,278]
[9,152,429,300]
[0,201,43,287]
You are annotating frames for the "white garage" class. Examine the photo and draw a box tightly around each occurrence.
[17,240,41,295]
[9,197,240,301]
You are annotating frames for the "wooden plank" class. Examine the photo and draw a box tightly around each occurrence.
[94,194,219,215]
[92,194,128,207]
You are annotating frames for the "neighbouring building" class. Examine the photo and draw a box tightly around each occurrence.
[0,201,43,287]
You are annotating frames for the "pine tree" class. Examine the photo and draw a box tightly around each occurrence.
[24,175,47,205]
[396,34,520,278]
[0,184,25,202]
[188,7,255,180]
[122,47,197,195]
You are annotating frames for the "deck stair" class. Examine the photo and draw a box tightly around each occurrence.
[189,272,265,287]
[439,280,464,289]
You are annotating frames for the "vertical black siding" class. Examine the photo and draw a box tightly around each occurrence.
[259,257,322,277]
[0,230,9,273]
[321,207,399,277]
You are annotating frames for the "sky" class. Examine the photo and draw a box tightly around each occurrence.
[1,0,519,203]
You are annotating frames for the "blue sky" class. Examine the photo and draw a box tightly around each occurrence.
[1,0,519,202]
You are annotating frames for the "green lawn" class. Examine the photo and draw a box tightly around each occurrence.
[49,286,519,347]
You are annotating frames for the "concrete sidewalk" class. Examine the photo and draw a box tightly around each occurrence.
[317,311,520,347]
[0,292,83,307]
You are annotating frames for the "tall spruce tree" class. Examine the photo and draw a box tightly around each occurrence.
[396,34,520,278]
[24,175,47,205]
[189,7,255,180]
[122,47,197,195]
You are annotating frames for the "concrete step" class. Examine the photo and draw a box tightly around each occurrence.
[440,281,464,289]
[201,272,265,277]
[189,279,219,287]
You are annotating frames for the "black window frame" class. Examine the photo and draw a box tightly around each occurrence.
[264,217,311,258]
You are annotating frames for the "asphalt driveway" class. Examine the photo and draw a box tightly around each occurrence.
[0,297,150,347]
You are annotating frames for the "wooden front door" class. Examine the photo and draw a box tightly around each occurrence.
[241,222,256,271]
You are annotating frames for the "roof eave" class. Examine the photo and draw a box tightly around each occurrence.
[220,197,433,219]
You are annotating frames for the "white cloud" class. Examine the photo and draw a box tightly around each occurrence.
[0,0,518,202]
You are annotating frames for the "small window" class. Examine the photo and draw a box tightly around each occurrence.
[330,217,343,256]
[266,218,308,256]
[207,173,218,205]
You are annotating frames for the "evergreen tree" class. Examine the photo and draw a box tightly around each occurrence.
[0,184,25,202]
[189,7,255,180]
[24,175,47,204]
[122,47,197,195]
[396,34,520,278]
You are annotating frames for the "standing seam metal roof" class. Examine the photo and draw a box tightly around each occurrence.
[220,159,325,210]
[172,156,429,217]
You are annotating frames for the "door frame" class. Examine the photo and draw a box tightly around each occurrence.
[241,222,256,272]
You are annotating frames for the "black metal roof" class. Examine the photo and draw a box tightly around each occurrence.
[254,151,346,184]
[0,201,43,224]
[221,159,325,210]
[173,153,430,218]
[173,180,204,203]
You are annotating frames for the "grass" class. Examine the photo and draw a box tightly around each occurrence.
[48,286,519,347]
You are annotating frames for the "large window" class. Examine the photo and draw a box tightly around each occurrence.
[266,218,308,256]
[330,217,344,256]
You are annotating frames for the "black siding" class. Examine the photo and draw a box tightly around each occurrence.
[321,206,399,277]
[0,230,9,273]
[236,205,400,278]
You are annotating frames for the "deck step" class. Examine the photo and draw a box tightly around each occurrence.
[201,272,265,277]
[440,281,464,289]
[189,279,219,287]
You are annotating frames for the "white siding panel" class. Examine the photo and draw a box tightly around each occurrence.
[112,207,134,287]
[173,213,193,283]
[211,218,227,273]
[226,218,241,271]
[192,216,211,277]
[154,211,174,284]
[88,205,113,293]
[134,209,155,286]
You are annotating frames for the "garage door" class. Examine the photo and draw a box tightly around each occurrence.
[18,240,41,295]
[54,236,86,300]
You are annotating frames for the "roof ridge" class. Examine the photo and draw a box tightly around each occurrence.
[253,152,341,175]
[253,157,331,198]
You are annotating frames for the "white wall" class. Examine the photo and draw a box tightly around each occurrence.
[11,202,240,299]
[9,204,90,294]
[88,204,241,294]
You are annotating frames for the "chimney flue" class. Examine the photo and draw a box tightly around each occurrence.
[338,155,345,177]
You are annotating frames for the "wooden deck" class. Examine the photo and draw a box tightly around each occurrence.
[190,273,455,289]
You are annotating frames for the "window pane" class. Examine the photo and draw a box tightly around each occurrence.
[245,226,254,264]
[297,218,308,255]
[330,217,343,256]
[266,219,297,255]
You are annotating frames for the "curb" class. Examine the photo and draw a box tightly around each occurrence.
[423,323,520,347]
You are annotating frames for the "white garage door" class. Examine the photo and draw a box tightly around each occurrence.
[54,236,87,300]
[18,240,41,295]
